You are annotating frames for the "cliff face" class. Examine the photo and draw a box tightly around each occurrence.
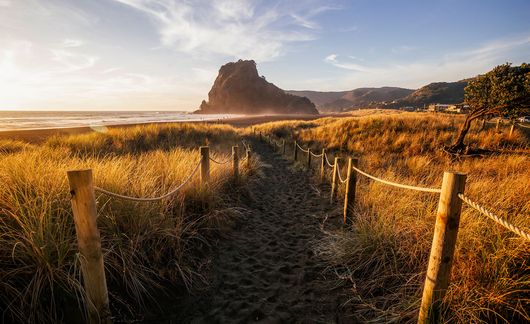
[196,60,318,115]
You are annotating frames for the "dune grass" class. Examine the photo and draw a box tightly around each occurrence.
[0,123,254,323]
[252,112,530,323]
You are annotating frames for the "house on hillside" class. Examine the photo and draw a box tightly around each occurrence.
[427,103,452,112]
[427,103,469,113]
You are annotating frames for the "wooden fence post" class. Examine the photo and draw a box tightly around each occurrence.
[307,149,311,169]
[509,123,515,137]
[200,146,210,184]
[343,158,358,224]
[282,139,286,155]
[320,149,326,182]
[418,171,467,324]
[67,170,111,324]
[294,141,298,161]
[330,157,341,203]
[232,146,239,183]
[246,149,251,168]
[259,132,262,141]
[496,119,500,131]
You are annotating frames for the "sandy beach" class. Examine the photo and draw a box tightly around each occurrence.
[0,113,342,143]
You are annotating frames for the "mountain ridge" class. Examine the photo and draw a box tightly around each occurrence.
[288,80,470,112]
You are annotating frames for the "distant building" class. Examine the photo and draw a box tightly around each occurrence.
[400,106,415,111]
[427,104,452,112]
[428,103,468,113]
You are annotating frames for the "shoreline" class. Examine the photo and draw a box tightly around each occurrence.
[0,113,340,143]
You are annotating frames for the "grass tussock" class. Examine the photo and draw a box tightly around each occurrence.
[253,112,530,323]
[0,123,253,323]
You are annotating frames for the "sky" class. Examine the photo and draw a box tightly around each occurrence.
[1,0,529,111]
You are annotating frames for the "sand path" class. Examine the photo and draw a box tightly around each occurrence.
[182,139,351,323]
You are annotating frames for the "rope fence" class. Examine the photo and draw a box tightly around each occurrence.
[458,193,530,241]
[324,153,334,167]
[296,142,310,153]
[209,156,231,164]
[335,161,348,184]
[260,132,529,324]
[66,141,253,321]
[94,158,203,202]
[350,165,441,193]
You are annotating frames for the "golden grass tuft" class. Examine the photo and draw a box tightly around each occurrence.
[0,123,252,323]
[253,112,530,323]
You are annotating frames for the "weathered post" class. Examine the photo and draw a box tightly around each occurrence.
[509,123,515,137]
[330,157,341,203]
[282,139,286,155]
[418,171,467,324]
[232,146,239,183]
[320,148,326,182]
[343,157,358,224]
[67,170,111,324]
[200,146,210,184]
[246,149,251,168]
[496,119,500,131]
[293,141,298,161]
[259,131,262,141]
[307,149,311,169]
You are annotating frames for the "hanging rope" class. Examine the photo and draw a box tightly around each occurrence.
[351,165,441,193]
[335,160,348,183]
[209,156,231,164]
[94,157,203,202]
[296,142,310,153]
[458,194,530,241]
[324,153,334,167]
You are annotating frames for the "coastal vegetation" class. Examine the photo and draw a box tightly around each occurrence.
[0,123,254,323]
[252,112,530,322]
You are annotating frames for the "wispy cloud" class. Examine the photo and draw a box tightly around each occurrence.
[324,53,372,72]
[321,34,530,90]
[50,49,98,73]
[391,45,418,54]
[0,38,212,109]
[62,39,84,48]
[113,0,334,61]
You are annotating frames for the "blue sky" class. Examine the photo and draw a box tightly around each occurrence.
[1,0,529,110]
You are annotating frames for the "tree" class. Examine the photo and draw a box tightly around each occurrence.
[451,63,530,151]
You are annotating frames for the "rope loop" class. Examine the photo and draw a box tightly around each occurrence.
[458,194,530,241]
[209,156,231,164]
[351,165,441,193]
[95,157,203,202]
[296,142,310,153]
[324,153,334,167]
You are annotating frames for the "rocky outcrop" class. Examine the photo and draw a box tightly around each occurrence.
[196,60,318,115]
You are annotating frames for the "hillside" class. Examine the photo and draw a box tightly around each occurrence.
[288,80,471,112]
[286,90,348,107]
[288,87,414,112]
[391,80,469,108]
[196,60,318,115]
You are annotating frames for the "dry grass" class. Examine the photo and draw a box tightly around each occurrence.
[0,123,254,323]
[252,112,530,323]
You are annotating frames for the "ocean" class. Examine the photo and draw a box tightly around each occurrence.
[0,111,238,131]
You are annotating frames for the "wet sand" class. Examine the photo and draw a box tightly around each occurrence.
[0,113,343,143]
